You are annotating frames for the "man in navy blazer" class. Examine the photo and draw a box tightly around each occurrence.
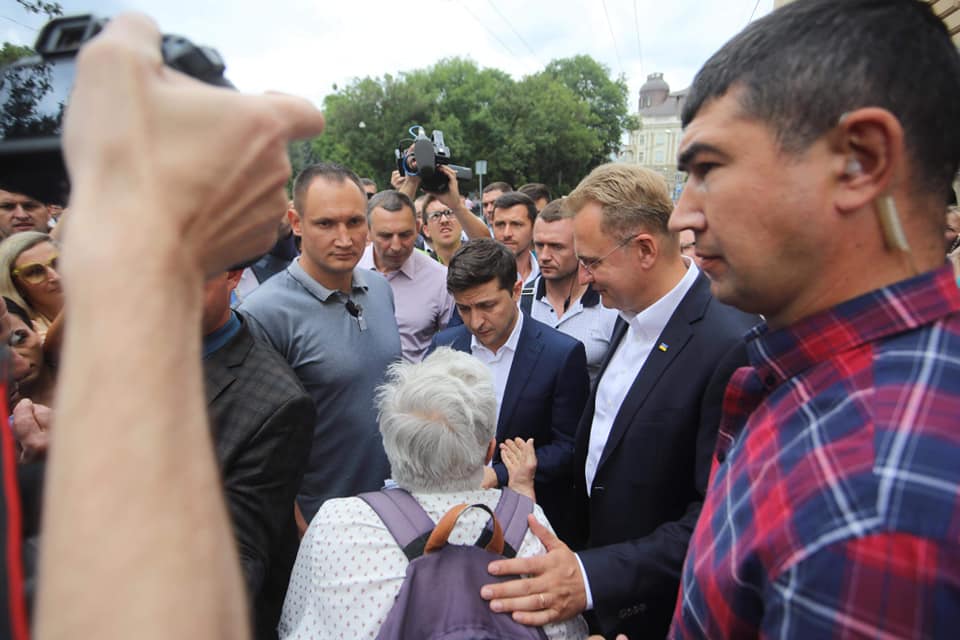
[479,164,757,639]
[429,239,589,538]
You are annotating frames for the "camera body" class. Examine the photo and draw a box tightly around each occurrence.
[395,126,472,194]
[0,14,232,204]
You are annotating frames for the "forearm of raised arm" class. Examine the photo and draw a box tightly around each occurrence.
[37,216,249,639]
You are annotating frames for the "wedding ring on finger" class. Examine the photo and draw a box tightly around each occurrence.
[538,593,546,609]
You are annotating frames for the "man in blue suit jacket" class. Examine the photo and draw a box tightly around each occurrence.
[479,164,757,640]
[429,239,589,538]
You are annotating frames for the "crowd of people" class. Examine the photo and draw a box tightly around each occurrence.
[0,0,958,638]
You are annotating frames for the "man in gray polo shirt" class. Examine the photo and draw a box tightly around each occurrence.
[240,163,401,521]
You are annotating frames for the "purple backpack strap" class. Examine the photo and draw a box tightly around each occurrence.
[476,487,535,558]
[359,489,435,560]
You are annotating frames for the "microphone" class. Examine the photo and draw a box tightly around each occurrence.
[344,298,366,331]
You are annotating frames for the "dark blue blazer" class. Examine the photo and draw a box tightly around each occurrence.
[571,273,757,640]
[429,314,589,537]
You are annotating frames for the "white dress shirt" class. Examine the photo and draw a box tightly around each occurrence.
[577,259,699,610]
[584,259,700,494]
[520,252,540,286]
[470,311,524,421]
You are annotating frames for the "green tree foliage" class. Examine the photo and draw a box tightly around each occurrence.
[1,43,35,67]
[293,56,631,195]
[542,55,638,163]
[2,1,64,66]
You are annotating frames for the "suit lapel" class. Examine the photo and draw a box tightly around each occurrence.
[496,317,544,441]
[204,324,253,405]
[452,328,472,353]
[597,317,628,381]
[575,317,628,458]
[595,275,712,471]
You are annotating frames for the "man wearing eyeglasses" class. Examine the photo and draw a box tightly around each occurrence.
[524,198,618,385]
[0,189,51,238]
[421,195,466,265]
[479,163,756,640]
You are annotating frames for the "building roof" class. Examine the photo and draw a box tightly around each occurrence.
[639,87,689,118]
[639,73,670,94]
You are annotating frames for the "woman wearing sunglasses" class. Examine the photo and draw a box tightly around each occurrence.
[0,232,64,355]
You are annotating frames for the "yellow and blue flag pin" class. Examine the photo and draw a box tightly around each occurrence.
[658,342,669,352]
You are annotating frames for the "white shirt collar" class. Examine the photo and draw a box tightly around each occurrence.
[471,308,524,358]
[619,258,700,342]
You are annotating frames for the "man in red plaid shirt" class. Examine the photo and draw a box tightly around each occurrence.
[668,0,960,638]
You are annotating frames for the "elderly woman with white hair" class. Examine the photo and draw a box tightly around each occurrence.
[279,347,587,640]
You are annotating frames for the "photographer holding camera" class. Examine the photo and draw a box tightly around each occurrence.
[393,137,491,244]
[0,13,325,639]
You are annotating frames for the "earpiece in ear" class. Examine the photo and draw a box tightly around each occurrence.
[845,157,863,176]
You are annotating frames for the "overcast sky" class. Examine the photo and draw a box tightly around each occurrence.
[4,0,773,114]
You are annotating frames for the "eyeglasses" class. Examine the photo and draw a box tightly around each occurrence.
[12,254,58,285]
[428,209,456,222]
[577,235,637,275]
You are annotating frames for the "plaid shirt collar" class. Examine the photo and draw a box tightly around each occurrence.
[743,264,960,391]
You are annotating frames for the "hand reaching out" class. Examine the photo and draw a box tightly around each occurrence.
[502,437,537,501]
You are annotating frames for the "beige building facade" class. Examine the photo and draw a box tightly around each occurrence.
[618,73,687,201]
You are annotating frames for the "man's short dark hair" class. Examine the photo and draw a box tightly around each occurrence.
[483,182,514,195]
[446,239,517,294]
[682,0,960,198]
[292,162,365,215]
[492,192,537,224]
[360,178,377,189]
[518,183,552,204]
[367,190,416,225]
[537,198,573,223]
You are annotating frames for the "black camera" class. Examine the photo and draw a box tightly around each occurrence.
[395,126,472,194]
[0,14,233,205]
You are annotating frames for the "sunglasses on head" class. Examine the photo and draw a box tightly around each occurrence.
[12,254,58,285]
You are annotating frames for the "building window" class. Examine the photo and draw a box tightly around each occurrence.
[638,151,645,163]
[654,149,665,163]
[655,132,666,145]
